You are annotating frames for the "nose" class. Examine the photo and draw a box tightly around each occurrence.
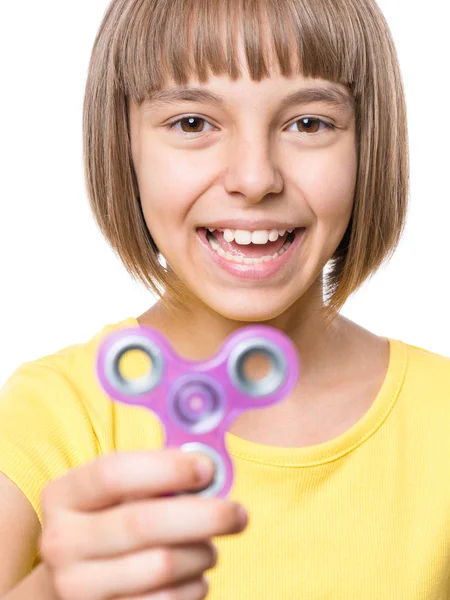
[223,132,284,205]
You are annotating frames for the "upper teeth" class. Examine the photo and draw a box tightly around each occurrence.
[207,228,294,245]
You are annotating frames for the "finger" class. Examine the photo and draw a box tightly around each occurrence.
[53,544,215,600]
[41,449,215,515]
[91,496,246,558]
[141,576,208,600]
[118,576,209,600]
[46,496,247,561]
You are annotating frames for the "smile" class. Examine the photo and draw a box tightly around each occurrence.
[196,227,306,281]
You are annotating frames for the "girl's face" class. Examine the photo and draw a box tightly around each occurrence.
[129,53,357,322]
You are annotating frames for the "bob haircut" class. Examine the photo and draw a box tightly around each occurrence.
[83,0,409,324]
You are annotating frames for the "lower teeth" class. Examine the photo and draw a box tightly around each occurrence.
[206,231,294,265]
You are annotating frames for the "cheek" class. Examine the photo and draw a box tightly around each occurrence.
[138,146,212,201]
[300,146,357,221]
[136,148,216,235]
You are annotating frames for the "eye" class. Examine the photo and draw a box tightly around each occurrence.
[287,117,336,134]
[167,116,214,135]
[166,115,336,136]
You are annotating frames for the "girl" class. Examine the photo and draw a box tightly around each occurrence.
[1,0,449,598]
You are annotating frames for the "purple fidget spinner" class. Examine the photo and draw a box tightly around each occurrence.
[96,324,300,498]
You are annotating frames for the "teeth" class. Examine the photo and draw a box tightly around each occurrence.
[207,232,294,264]
[234,230,252,245]
[207,227,294,245]
[224,229,238,243]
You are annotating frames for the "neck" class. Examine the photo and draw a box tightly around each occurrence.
[138,279,349,389]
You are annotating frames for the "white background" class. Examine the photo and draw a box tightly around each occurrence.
[0,0,448,386]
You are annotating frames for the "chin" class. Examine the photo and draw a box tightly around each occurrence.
[200,289,297,323]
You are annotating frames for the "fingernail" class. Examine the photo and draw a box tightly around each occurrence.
[195,455,215,482]
[237,504,248,528]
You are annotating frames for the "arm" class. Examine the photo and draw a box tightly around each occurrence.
[0,472,58,599]
[2,564,58,600]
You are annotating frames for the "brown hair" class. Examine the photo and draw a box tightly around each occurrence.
[83,0,409,323]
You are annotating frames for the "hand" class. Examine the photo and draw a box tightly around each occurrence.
[39,448,248,600]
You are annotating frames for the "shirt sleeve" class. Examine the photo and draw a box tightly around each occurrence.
[0,358,100,527]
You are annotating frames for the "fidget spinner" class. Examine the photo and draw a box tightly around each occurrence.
[96,324,299,498]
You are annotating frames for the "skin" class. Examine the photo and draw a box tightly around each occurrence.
[129,36,390,446]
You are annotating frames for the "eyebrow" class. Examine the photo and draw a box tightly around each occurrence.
[143,84,355,115]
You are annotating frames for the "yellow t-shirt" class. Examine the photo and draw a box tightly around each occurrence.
[1,316,450,598]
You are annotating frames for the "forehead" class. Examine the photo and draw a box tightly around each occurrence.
[143,78,354,111]
[139,72,355,118]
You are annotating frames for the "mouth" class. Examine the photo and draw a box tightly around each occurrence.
[204,227,296,263]
[196,226,306,280]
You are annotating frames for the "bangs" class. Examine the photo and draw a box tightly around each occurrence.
[112,0,366,103]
